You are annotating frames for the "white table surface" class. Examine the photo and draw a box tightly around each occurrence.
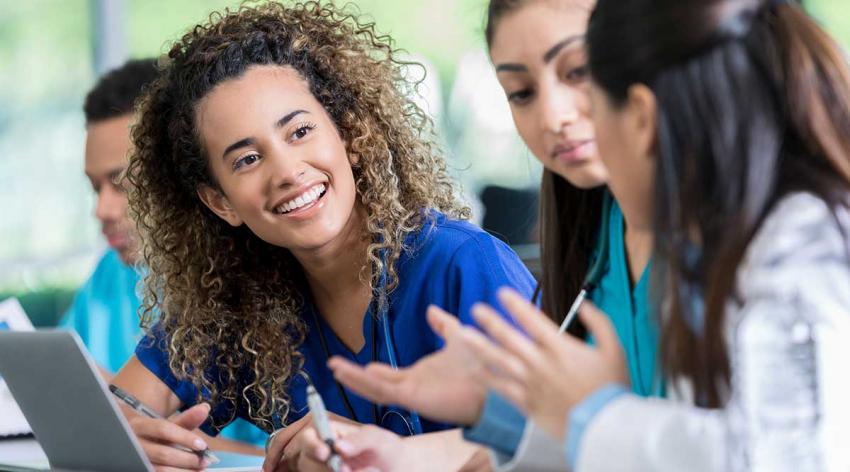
[0,437,48,463]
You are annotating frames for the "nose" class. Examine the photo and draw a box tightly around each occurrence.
[267,148,306,189]
[94,184,126,224]
[540,84,580,135]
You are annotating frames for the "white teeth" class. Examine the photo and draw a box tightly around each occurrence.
[275,183,326,214]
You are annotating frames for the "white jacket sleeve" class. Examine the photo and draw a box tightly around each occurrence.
[576,394,726,472]
[490,420,571,472]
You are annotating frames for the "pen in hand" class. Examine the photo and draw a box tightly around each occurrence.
[109,384,220,465]
[307,384,343,472]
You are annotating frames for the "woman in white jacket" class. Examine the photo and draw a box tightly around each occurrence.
[455,0,850,470]
[311,0,850,471]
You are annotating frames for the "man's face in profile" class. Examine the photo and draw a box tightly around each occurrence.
[84,114,137,265]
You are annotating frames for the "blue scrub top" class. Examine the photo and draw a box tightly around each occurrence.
[59,249,267,447]
[135,212,537,437]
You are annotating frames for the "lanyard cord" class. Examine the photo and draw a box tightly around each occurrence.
[307,247,424,435]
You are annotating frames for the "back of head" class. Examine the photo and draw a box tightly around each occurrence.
[588,0,850,406]
[84,58,159,123]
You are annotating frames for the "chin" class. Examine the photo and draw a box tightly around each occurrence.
[117,247,139,266]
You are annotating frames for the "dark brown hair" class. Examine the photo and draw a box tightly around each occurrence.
[588,0,850,406]
[486,0,600,335]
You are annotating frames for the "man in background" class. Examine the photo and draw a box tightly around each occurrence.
[60,58,265,451]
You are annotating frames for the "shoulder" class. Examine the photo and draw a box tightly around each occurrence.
[408,211,515,264]
[737,192,850,313]
[89,249,139,282]
[742,192,850,272]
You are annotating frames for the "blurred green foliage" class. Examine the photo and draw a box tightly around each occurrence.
[125,0,489,90]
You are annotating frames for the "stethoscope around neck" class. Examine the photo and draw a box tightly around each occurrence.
[309,250,424,436]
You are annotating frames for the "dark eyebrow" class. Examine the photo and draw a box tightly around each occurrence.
[84,167,125,181]
[495,35,585,74]
[222,137,255,161]
[221,109,309,160]
[495,63,528,74]
[276,109,307,129]
[543,35,585,63]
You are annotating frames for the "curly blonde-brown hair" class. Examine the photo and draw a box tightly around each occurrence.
[126,0,468,432]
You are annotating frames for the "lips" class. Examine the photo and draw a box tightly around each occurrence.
[272,183,327,215]
[551,139,595,163]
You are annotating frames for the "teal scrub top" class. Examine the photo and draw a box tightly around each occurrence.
[59,249,142,374]
[59,249,267,447]
[589,195,664,396]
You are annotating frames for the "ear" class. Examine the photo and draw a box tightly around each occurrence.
[625,84,658,163]
[197,184,243,227]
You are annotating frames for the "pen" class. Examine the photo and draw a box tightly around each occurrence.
[558,287,588,334]
[109,384,220,465]
[306,384,342,472]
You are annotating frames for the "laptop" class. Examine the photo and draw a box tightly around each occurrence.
[0,329,266,472]
[0,298,34,439]
[0,330,153,471]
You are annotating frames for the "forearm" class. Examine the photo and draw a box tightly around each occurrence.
[403,429,484,471]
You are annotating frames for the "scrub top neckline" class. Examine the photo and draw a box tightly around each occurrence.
[612,205,650,298]
[308,298,377,365]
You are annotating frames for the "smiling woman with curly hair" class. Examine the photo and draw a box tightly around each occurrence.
[110,1,536,470]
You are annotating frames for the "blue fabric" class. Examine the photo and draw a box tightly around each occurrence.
[462,193,664,456]
[564,384,628,469]
[59,249,143,374]
[462,390,526,456]
[135,212,537,437]
[59,249,267,447]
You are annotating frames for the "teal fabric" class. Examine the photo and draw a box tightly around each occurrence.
[58,249,267,447]
[589,196,664,397]
[59,249,143,374]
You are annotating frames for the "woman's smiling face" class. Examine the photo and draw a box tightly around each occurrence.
[195,65,361,254]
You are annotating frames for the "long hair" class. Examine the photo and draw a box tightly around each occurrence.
[487,0,600,335]
[588,0,850,406]
[126,1,468,431]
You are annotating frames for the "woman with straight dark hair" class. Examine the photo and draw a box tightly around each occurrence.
[445,0,850,470]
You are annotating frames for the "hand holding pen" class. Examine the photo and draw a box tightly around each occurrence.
[109,384,220,469]
[306,384,343,472]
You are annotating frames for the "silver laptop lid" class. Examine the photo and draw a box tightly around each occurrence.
[0,330,152,472]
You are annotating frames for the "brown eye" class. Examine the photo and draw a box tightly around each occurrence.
[507,89,534,105]
[233,153,260,171]
[291,123,315,140]
[566,65,589,82]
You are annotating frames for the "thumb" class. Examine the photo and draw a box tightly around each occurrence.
[171,402,211,430]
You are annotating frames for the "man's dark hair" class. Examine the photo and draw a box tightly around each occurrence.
[83,58,159,124]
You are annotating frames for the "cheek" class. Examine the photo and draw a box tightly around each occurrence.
[575,88,593,119]
[512,109,545,161]
[591,112,616,164]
